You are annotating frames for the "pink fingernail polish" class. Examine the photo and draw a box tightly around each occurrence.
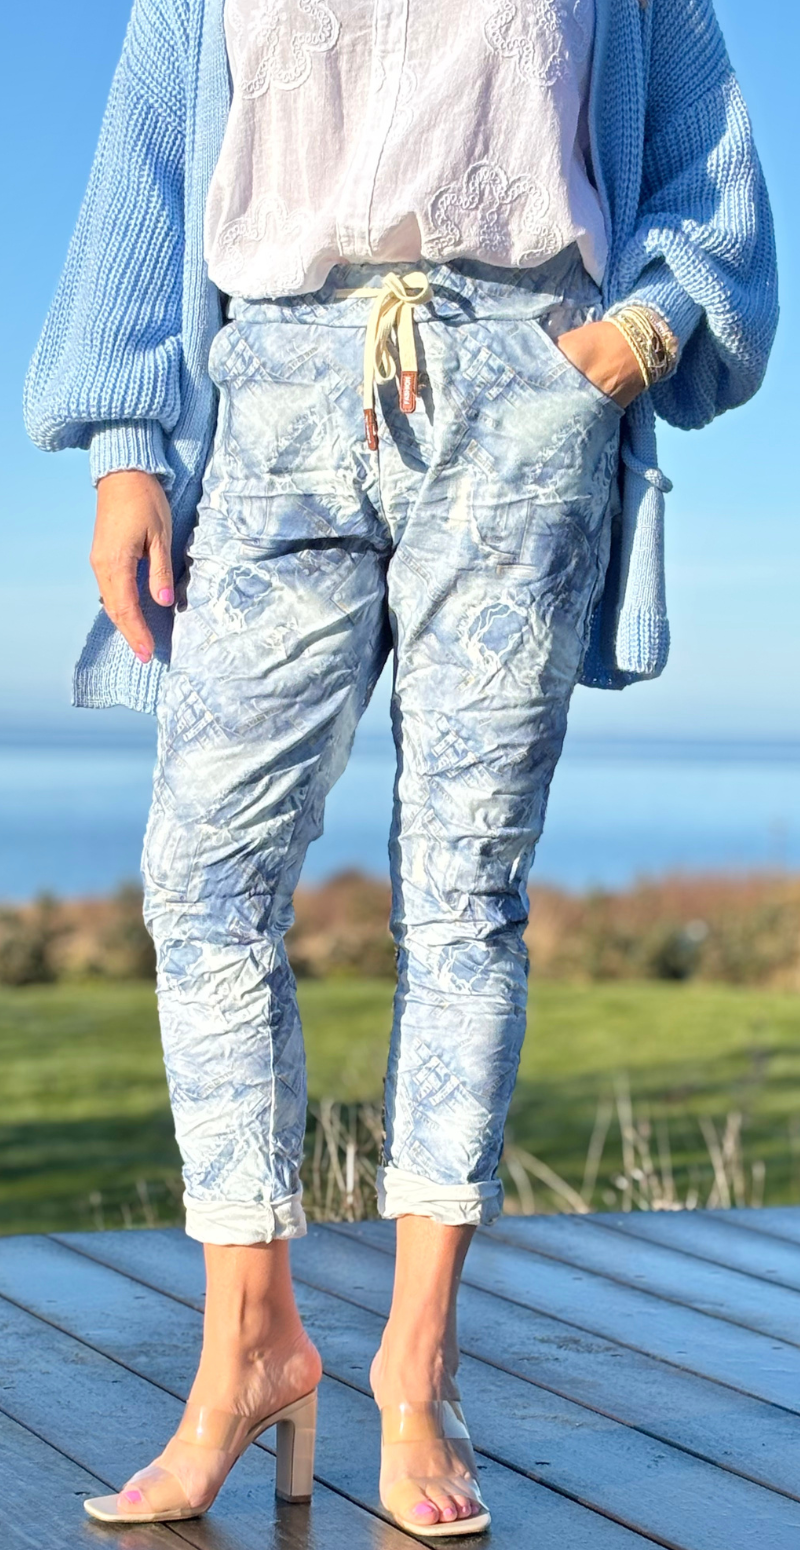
[158,587,174,605]
[136,650,151,664]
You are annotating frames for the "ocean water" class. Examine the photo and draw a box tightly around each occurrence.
[0,712,797,901]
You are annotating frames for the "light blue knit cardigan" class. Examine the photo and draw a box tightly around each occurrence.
[24,0,778,713]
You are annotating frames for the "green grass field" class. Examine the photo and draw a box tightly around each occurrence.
[1,977,799,1233]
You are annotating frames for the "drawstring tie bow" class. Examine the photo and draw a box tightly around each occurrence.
[335,270,434,449]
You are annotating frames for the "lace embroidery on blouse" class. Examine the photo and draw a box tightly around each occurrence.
[484,0,592,87]
[390,63,418,142]
[213,192,310,293]
[426,162,537,262]
[227,0,341,97]
[205,0,608,297]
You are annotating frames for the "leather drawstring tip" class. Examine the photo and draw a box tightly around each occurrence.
[399,371,418,415]
[364,407,379,450]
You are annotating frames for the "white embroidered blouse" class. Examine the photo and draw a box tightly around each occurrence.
[204,0,609,299]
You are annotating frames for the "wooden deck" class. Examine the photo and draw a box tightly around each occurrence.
[3,1210,800,1549]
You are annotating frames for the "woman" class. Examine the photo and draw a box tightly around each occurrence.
[25,0,776,1535]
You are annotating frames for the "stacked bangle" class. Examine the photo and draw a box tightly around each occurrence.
[604,304,679,389]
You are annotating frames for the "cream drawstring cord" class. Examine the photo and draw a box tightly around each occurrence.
[333,270,434,449]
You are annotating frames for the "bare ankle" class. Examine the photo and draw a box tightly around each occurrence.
[372,1322,458,1403]
[201,1240,303,1344]
[205,1304,306,1355]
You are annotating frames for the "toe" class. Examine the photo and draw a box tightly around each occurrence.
[410,1496,440,1524]
[387,1477,446,1526]
[425,1485,460,1522]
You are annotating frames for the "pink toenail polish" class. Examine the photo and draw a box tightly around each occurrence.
[412,1503,436,1518]
[123,1489,143,1503]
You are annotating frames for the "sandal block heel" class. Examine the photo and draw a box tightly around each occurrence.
[274,1389,318,1502]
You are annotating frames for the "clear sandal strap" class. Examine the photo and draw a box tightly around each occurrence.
[117,1404,264,1516]
[381,1399,471,1445]
[175,1402,254,1451]
[120,1463,192,1514]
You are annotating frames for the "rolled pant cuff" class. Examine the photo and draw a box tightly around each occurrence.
[376,1165,504,1226]
[183,1190,307,1245]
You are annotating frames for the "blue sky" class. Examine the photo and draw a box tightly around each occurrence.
[2,0,797,738]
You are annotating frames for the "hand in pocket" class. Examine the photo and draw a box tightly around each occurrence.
[555,320,646,408]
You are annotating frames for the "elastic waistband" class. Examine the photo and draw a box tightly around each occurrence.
[227,243,602,326]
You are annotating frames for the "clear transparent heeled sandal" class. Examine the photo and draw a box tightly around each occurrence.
[84,1388,318,1523]
[379,1399,491,1538]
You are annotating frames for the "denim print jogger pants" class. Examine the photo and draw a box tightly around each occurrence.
[141,244,623,1245]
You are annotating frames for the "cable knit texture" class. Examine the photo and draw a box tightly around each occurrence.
[23,0,778,710]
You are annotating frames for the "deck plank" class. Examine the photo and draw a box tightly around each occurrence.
[0,1409,177,1550]
[17,1232,800,1550]
[2,1212,796,1547]
[483,1215,800,1344]
[590,1211,800,1290]
[0,1237,657,1550]
[725,1208,800,1247]
[56,1227,800,1502]
[331,1220,800,1412]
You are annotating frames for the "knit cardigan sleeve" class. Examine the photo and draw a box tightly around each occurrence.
[23,0,188,488]
[613,0,779,429]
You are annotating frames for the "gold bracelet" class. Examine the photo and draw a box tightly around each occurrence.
[605,305,679,389]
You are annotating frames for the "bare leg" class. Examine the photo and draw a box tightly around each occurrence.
[119,1242,321,1511]
[370,1218,484,1528]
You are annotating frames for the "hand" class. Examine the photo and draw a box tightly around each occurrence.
[555,320,646,409]
[91,470,174,664]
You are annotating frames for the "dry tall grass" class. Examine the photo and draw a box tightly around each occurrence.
[502,1073,766,1215]
[78,1080,766,1232]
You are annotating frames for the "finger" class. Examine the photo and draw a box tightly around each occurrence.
[147,529,174,607]
[94,553,153,662]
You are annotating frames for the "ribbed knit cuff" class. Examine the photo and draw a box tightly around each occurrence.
[615,608,671,680]
[89,419,174,489]
[606,261,703,356]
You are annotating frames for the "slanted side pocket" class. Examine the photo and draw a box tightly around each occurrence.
[531,318,625,418]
